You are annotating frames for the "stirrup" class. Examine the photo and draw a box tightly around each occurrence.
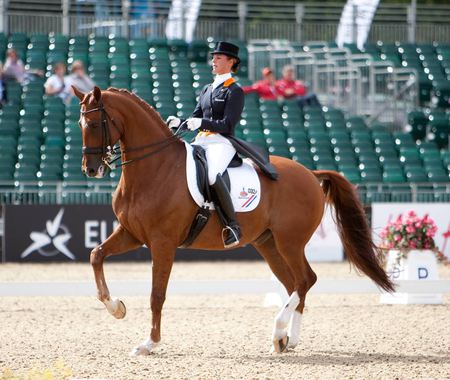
[222,226,240,249]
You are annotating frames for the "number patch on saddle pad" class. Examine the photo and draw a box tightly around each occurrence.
[184,142,261,212]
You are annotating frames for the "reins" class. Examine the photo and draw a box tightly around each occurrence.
[80,102,188,170]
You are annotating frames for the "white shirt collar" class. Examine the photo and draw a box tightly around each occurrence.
[212,73,232,90]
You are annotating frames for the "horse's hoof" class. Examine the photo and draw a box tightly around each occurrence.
[129,339,158,356]
[271,336,289,354]
[287,336,299,349]
[129,345,151,356]
[105,297,126,319]
[112,300,126,319]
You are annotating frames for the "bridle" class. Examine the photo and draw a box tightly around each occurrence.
[80,101,187,170]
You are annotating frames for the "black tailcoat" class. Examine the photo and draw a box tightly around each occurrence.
[192,80,244,135]
[191,79,278,180]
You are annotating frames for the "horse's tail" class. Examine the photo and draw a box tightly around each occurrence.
[313,170,395,293]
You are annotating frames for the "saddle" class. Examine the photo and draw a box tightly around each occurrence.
[181,143,261,248]
[192,145,242,201]
[180,145,242,248]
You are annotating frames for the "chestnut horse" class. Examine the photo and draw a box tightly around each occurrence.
[74,86,394,355]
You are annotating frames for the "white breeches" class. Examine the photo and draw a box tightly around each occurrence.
[193,134,236,185]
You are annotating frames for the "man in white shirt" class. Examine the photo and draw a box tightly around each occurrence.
[3,49,26,83]
[44,62,71,102]
[66,60,95,94]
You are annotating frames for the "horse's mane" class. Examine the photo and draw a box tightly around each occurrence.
[105,87,170,133]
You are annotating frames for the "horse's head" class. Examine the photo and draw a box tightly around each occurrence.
[74,86,122,178]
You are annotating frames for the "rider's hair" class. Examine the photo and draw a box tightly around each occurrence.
[231,58,239,73]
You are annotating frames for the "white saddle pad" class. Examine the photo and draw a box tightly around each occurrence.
[184,142,261,212]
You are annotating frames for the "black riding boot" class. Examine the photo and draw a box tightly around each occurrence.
[211,174,241,248]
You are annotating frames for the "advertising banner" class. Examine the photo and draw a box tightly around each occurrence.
[4,205,140,262]
[2,205,261,262]
[3,205,344,263]
[336,0,381,50]
[371,203,450,259]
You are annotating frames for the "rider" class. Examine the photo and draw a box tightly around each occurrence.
[167,41,244,248]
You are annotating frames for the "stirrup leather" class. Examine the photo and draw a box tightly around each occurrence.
[222,226,240,248]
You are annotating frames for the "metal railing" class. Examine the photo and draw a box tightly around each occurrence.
[248,41,418,126]
[0,181,448,206]
[0,181,117,205]
[3,1,450,43]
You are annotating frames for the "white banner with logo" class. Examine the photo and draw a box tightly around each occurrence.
[336,0,380,50]
[305,206,343,262]
[165,0,201,43]
[372,203,450,259]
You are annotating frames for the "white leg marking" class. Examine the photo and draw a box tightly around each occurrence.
[272,292,300,341]
[129,338,159,356]
[287,311,302,348]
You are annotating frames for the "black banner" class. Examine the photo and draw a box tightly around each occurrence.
[3,205,260,262]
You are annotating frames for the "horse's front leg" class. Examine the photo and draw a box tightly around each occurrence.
[90,224,142,318]
[130,241,176,356]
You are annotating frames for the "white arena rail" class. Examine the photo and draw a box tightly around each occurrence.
[1,279,449,297]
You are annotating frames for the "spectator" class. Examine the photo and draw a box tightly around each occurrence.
[276,65,306,98]
[276,64,320,108]
[3,48,26,83]
[44,62,71,103]
[3,48,44,84]
[66,60,95,94]
[0,63,7,105]
[242,67,281,101]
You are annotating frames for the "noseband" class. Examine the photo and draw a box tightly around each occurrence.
[81,102,118,158]
[80,102,186,169]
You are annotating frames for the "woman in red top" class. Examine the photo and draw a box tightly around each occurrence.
[242,67,280,100]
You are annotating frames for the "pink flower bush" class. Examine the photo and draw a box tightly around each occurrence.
[380,211,437,252]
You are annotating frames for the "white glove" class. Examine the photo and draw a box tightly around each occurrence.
[166,116,181,129]
[187,118,202,131]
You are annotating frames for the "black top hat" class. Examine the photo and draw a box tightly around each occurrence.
[211,41,240,63]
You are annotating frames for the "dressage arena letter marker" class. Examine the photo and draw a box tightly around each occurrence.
[418,267,428,279]
[380,250,442,305]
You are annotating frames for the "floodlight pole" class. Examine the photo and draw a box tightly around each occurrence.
[62,0,70,35]
[352,4,358,47]
[238,1,247,41]
[122,0,130,38]
[295,3,304,42]
[407,0,417,43]
[0,0,8,34]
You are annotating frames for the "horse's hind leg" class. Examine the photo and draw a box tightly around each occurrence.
[287,251,317,349]
[90,224,142,318]
[253,236,298,353]
[275,241,317,351]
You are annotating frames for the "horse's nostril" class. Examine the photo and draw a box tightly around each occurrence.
[87,168,96,177]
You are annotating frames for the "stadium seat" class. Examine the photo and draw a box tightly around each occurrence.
[406,110,427,140]
[0,33,449,205]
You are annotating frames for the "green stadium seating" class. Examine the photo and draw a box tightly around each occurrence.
[0,34,449,204]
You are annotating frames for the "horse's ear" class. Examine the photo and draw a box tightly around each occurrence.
[93,86,102,103]
[72,85,85,101]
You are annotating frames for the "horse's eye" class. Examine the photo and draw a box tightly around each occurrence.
[83,121,98,129]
